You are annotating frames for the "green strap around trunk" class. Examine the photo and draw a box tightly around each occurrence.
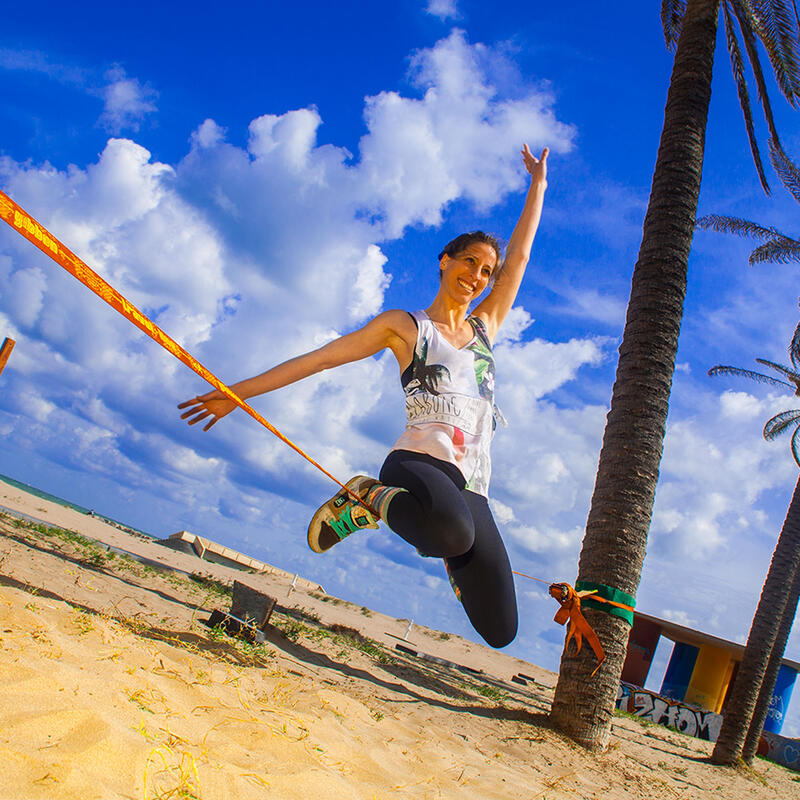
[575,580,636,626]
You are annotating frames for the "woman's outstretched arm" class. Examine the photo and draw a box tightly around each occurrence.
[474,144,548,342]
[179,309,416,430]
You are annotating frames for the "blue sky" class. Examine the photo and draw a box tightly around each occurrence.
[2,1,800,734]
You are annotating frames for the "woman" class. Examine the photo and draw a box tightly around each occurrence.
[180,144,548,648]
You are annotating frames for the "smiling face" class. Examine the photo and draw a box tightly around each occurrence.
[440,242,498,302]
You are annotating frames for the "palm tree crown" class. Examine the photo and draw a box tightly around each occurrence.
[664,0,800,192]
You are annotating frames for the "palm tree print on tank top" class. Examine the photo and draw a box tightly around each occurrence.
[391,310,498,496]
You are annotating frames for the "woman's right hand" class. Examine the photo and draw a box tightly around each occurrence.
[178,390,237,431]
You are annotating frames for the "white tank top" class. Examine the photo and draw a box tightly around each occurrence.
[390,310,497,496]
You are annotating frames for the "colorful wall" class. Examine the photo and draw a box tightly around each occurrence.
[622,616,798,735]
[616,682,723,741]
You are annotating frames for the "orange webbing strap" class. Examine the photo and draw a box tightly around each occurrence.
[0,189,371,511]
[590,596,636,613]
[548,582,606,677]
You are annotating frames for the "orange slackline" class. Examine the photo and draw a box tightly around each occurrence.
[0,189,374,512]
[514,570,635,615]
[1,188,628,671]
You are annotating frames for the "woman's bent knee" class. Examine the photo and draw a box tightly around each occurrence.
[481,617,518,649]
[421,511,473,557]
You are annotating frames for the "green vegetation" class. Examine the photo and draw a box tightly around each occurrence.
[270,615,396,665]
[458,680,507,703]
[614,708,655,728]
[1,513,234,606]
[186,572,232,602]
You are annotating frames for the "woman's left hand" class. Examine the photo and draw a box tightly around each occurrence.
[521,144,548,186]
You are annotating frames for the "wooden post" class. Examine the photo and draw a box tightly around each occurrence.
[0,338,15,377]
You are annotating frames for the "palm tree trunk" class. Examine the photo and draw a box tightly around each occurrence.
[712,476,800,764]
[549,0,721,749]
[742,558,800,763]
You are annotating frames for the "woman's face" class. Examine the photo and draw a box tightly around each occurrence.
[440,242,498,302]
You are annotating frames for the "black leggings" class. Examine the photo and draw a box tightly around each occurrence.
[379,450,518,649]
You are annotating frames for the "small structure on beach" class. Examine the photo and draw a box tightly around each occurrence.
[160,530,324,592]
[622,611,800,735]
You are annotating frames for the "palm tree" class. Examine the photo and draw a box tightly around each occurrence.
[695,152,800,761]
[405,340,451,396]
[742,561,800,762]
[549,0,800,749]
[707,324,800,763]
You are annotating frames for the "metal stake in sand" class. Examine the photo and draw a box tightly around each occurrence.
[0,337,15,378]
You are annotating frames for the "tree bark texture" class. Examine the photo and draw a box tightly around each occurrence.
[742,556,800,763]
[549,0,721,750]
[712,476,800,764]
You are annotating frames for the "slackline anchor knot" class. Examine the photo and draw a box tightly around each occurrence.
[548,582,605,677]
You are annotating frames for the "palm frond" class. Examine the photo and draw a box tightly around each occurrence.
[731,0,800,193]
[708,364,795,389]
[790,320,800,370]
[696,213,782,240]
[755,357,800,384]
[695,212,800,264]
[661,0,687,51]
[725,1,771,192]
[763,408,800,439]
[769,137,800,201]
[733,0,797,140]
[751,0,800,105]
[791,422,800,466]
[749,237,800,263]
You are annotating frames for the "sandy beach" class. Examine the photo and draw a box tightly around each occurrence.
[1,477,798,800]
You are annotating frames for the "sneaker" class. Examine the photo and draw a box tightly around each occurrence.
[307,476,380,553]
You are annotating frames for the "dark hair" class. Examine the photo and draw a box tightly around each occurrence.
[438,231,502,270]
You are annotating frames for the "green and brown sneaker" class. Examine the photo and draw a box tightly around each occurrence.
[307,476,380,553]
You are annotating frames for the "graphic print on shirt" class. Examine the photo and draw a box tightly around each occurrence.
[404,339,451,397]
[392,312,497,496]
[467,321,495,403]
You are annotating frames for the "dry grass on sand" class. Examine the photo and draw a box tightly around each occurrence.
[0,509,798,799]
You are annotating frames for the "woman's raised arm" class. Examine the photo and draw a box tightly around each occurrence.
[179,309,416,430]
[474,145,548,342]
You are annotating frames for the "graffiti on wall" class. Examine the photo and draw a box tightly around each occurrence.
[760,731,800,773]
[765,694,786,729]
[616,682,723,742]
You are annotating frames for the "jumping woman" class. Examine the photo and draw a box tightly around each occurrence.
[179,144,548,648]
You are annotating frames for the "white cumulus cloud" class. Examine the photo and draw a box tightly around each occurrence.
[98,66,157,133]
[425,0,460,21]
